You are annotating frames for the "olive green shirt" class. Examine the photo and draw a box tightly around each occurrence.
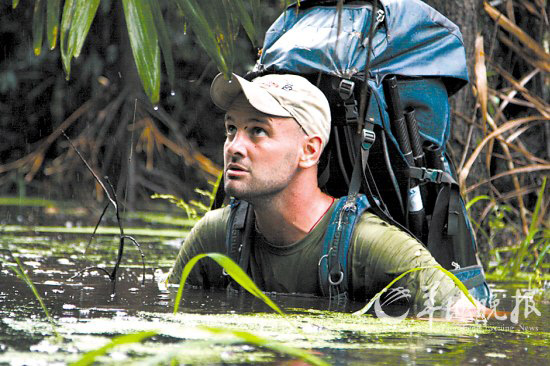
[169,200,460,307]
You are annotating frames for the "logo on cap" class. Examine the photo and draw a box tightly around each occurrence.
[261,80,294,91]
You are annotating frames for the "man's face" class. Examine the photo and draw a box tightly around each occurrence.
[223,95,306,201]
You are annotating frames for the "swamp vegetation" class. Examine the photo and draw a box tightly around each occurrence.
[1,0,549,365]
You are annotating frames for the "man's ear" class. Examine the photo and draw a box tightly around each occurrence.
[299,135,323,168]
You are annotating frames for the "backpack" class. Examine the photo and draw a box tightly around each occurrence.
[214,0,492,306]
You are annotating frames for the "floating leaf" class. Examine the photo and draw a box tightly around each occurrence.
[173,252,284,315]
[46,0,61,50]
[32,0,45,56]
[122,0,161,104]
[150,1,175,92]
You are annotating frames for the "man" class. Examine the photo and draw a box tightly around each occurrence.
[169,72,476,312]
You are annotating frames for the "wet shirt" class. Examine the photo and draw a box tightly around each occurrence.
[168,199,461,307]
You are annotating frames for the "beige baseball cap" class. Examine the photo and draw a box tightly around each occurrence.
[210,73,331,149]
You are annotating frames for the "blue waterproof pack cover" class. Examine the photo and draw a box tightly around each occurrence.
[251,0,492,306]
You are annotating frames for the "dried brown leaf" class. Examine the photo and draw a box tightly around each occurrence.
[484,2,550,63]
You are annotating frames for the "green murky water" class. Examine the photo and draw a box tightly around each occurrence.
[0,202,549,365]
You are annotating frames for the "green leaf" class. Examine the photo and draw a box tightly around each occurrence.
[173,253,284,315]
[32,0,45,56]
[228,0,257,47]
[149,1,175,92]
[122,0,161,105]
[535,242,550,269]
[174,0,230,76]
[60,0,76,76]
[68,0,100,58]
[70,331,157,366]
[59,0,99,78]
[465,195,492,211]
[46,0,61,50]
[202,326,330,366]
[12,0,19,9]
[511,177,547,274]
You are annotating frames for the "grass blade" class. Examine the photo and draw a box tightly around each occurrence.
[46,0,61,50]
[202,326,330,366]
[70,331,157,366]
[511,177,547,274]
[32,0,45,56]
[12,0,19,9]
[0,254,58,337]
[465,195,491,211]
[173,252,284,315]
[150,1,175,92]
[353,265,477,316]
[122,0,161,104]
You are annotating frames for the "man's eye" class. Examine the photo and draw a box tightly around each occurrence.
[225,125,237,136]
[252,127,267,136]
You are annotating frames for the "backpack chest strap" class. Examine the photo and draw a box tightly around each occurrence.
[319,195,371,298]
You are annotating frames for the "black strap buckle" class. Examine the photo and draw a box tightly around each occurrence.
[343,99,358,126]
[409,167,443,183]
[362,128,376,150]
[338,79,355,100]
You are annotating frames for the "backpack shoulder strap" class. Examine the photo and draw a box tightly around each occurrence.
[318,194,371,299]
[225,199,255,289]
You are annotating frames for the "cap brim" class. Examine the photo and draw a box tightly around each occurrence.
[210,73,292,117]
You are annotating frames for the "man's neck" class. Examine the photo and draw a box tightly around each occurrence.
[251,187,334,246]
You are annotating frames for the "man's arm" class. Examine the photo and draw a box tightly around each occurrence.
[350,212,462,309]
[167,207,230,287]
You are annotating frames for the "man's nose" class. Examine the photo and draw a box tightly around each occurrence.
[224,130,248,158]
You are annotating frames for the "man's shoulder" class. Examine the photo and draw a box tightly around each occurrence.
[353,210,415,244]
[192,205,232,233]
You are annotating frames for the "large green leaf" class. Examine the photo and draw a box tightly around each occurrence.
[32,0,45,56]
[122,0,161,105]
[150,1,175,92]
[60,0,99,78]
[229,0,257,47]
[60,0,76,76]
[174,0,229,76]
[173,252,284,315]
[69,0,100,58]
[46,0,61,50]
